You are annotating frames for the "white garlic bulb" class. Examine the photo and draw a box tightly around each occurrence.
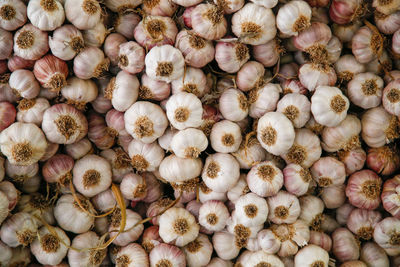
[0,0,27,31]
[128,139,165,172]
[183,234,213,267]
[171,67,209,98]
[67,231,107,267]
[105,71,139,112]
[244,250,284,267]
[159,154,203,183]
[247,161,283,197]
[27,0,65,31]
[294,244,330,267]
[277,93,311,128]
[116,243,149,267]
[9,69,40,99]
[210,120,242,153]
[277,1,311,36]
[1,212,37,247]
[235,193,268,227]
[348,72,383,109]
[267,191,301,224]
[109,209,144,246]
[166,92,203,130]
[198,200,230,232]
[212,231,241,260]
[16,98,50,126]
[171,128,208,158]
[149,243,184,267]
[64,0,101,30]
[219,89,249,122]
[0,122,47,166]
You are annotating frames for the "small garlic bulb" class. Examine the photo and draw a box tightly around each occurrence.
[145,45,184,82]
[13,24,48,60]
[311,157,346,188]
[166,92,203,130]
[120,173,147,201]
[64,0,101,30]
[191,3,227,40]
[149,243,185,267]
[219,89,249,122]
[42,154,74,186]
[159,154,202,183]
[0,122,47,166]
[382,79,400,116]
[277,93,311,128]
[72,154,112,197]
[105,71,139,112]
[0,212,37,247]
[235,193,268,227]
[311,86,349,127]
[294,244,330,267]
[73,47,109,80]
[67,231,107,267]
[159,207,200,246]
[64,138,93,160]
[30,226,70,265]
[210,120,242,153]
[27,0,65,31]
[334,54,366,83]
[198,200,229,232]
[348,72,383,109]
[202,153,240,193]
[124,101,168,143]
[374,217,400,256]
[277,1,312,36]
[183,234,213,267]
[171,128,208,158]
[54,194,95,234]
[299,63,337,92]
[231,3,276,45]
[215,41,250,73]
[0,0,27,31]
[42,103,88,144]
[267,191,301,224]
[246,161,283,197]
[128,139,164,172]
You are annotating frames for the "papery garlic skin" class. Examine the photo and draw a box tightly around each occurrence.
[166,92,203,130]
[0,212,37,247]
[171,67,209,97]
[13,24,48,60]
[352,26,382,64]
[171,128,208,158]
[105,71,139,112]
[65,138,92,160]
[215,41,250,73]
[27,0,65,31]
[145,45,184,83]
[64,0,101,30]
[360,241,390,267]
[0,122,47,166]
[277,1,312,36]
[183,234,213,267]
[118,41,145,75]
[0,28,12,60]
[299,63,337,92]
[295,244,330,267]
[235,193,268,227]
[73,154,112,197]
[382,79,400,116]
[283,163,312,197]
[198,200,229,232]
[334,54,366,83]
[219,89,248,122]
[311,157,346,188]
[332,227,360,262]
[231,3,276,45]
[16,98,49,126]
[0,0,27,31]
[67,231,107,267]
[191,4,227,40]
[124,101,168,143]
[49,25,84,61]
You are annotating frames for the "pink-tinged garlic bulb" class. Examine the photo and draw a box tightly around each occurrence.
[13,24,48,60]
[31,226,70,265]
[42,104,88,144]
[231,3,276,45]
[252,39,282,67]
[321,114,362,152]
[299,63,337,92]
[0,28,12,60]
[149,243,185,267]
[134,16,178,49]
[146,197,183,225]
[215,41,250,73]
[105,71,139,112]
[382,175,400,218]
[115,243,148,267]
[145,45,184,82]
[54,194,95,234]
[120,173,147,201]
[114,13,140,40]
[73,47,109,80]
[7,55,35,72]
[233,137,267,169]
[309,231,332,251]
[141,225,162,252]
[334,54,366,84]
[64,0,101,30]
[347,72,383,109]
[329,0,365,25]
[375,11,400,34]
[311,157,346,188]
[91,187,128,213]
[9,69,40,99]
[320,184,346,209]
[39,142,59,163]
[118,41,145,75]
[67,231,107,267]
[346,169,382,210]
[347,208,382,241]
[338,147,366,175]
[100,148,133,183]
[175,30,215,68]
[299,195,325,231]
[159,207,200,247]
[212,231,241,260]
[352,26,383,64]
[128,139,164,172]
[236,61,265,92]
[171,67,209,97]
[0,0,27,31]
[373,217,400,256]
[49,25,84,61]
[277,93,311,128]
[219,89,248,122]
[361,106,400,148]
[33,55,68,93]
[332,227,360,262]
[73,154,112,197]
[267,191,300,224]
[393,29,400,56]
[360,241,390,267]
[282,128,321,168]
[0,122,47,166]
[333,21,362,44]
[367,145,400,176]
[226,215,263,248]
[183,234,213,267]
[109,209,144,246]
[277,1,312,36]
[16,98,49,126]
[27,0,64,31]
[283,163,312,197]
[0,101,16,132]
[139,73,170,101]
[373,0,400,15]
[0,74,17,104]
[257,111,295,156]
[104,33,127,66]
[42,154,74,186]
[125,101,168,143]
[1,212,37,247]
[88,112,117,150]
[142,0,177,16]
[64,138,93,160]
[382,79,400,116]
[210,120,241,153]
[0,181,18,211]
[191,3,227,40]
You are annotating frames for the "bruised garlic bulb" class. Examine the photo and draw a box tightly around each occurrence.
[49,25,84,61]
[42,104,88,144]
[67,231,107,267]
[31,226,70,265]
[159,154,202,183]
[247,161,283,197]
[145,45,184,82]
[27,0,65,31]
[124,101,168,143]
[294,244,330,267]
[105,71,139,112]
[0,122,47,166]
[277,1,312,36]
[0,0,27,31]
[13,24,48,60]
[257,112,295,156]
[231,3,276,45]
[210,120,242,153]
[159,207,200,246]
[198,200,229,232]
[166,92,203,130]
[171,128,208,158]
[128,139,164,172]
[64,0,101,30]
[54,194,95,234]
[72,154,112,197]
[277,93,311,128]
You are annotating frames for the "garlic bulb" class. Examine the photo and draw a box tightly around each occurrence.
[382,79,400,116]
[159,154,202,183]
[360,241,390,267]
[215,41,250,73]
[198,200,229,232]
[105,71,139,112]
[277,1,312,36]
[283,163,312,197]
[210,120,242,153]
[140,73,171,101]
[311,157,346,188]
[374,217,400,256]
[118,41,145,75]
[0,122,47,166]
[212,231,241,260]
[145,45,184,83]
[64,138,93,160]
[202,153,240,193]
[294,244,330,267]
[171,128,208,158]
[0,0,27,31]
[183,234,213,267]
[191,3,227,40]
[231,3,276,45]
[277,93,311,128]
[109,209,144,246]
[233,137,267,169]
[159,207,200,246]
[27,0,65,31]
[149,243,185,267]
[334,54,366,83]
[67,231,107,267]
[267,191,301,224]
[120,173,147,201]
[54,194,95,234]
[171,67,209,97]
[348,72,383,109]
[249,83,281,119]
[128,139,164,172]
[219,89,249,122]
[257,111,295,156]
[72,154,112,197]
[0,28,13,60]
[49,25,84,61]
[166,92,203,130]
[15,98,48,126]
[243,250,284,266]
[73,47,109,80]
[1,212,37,247]
[64,0,101,30]
[9,69,40,99]
[124,101,168,143]
[299,195,325,231]
[42,154,74,186]
[30,226,70,265]
[13,24,48,60]
[299,63,337,92]
[235,193,268,227]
